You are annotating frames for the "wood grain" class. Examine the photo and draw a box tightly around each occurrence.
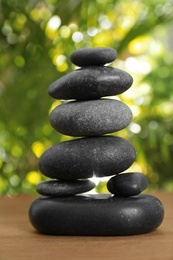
[0,192,173,260]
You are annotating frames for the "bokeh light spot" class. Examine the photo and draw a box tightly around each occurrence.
[69,23,78,31]
[26,171,41,185]
[92,31,112,46]
[129,122,141,134]
[32,142,45,158]
[14,55,25,67]
[4,163,13,174]
[56,62,68,72]
[45,15,61,39]
[42,124,52,136]
[13,14,27,30]
[11,145,23,158]
[7,33,18,44]
[72,31,83,42]
[148,120,158,130]
[98,15,112,29]
[128,36,148,55]
[47,15,61,30]
[87,27,98,37]
[125,57,151,75]
[53,54,68,72]
[15,126,27,137]
[2,24,12,36]
[30,9,40,21]
[10,175,21,187]
[129,105,140,117]
[55,54,66,65]
[163,133,173,145]
[59,25,71,38]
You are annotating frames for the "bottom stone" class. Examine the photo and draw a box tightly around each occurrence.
[29,194,164,236]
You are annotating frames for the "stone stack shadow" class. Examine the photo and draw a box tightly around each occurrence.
[29,47,164,236]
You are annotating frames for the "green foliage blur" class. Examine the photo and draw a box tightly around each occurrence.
[0,0,173,195]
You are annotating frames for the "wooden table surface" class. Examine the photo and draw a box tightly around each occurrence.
[0,192,173,260]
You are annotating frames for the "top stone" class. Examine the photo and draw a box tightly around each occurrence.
[70,47,117,67]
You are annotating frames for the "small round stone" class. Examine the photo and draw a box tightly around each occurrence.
[38,136,136,180]
[48,66,133,100]
[36,180,95,197]
[50,99,132,136]
[107,172,148,196]
[70,47,117,67]
[29,194,164,236]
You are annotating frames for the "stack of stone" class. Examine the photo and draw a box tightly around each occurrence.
[29,47,164,236]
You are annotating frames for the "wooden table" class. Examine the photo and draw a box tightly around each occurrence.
[0,192,173,260]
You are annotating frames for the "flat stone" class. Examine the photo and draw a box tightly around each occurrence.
[107,172,148,196]
[29,194,164,236]
[36,180,95,197]
[48,67,133,100]
[38,136,136,180]
[50,99,132,136]
[70,47,117,67]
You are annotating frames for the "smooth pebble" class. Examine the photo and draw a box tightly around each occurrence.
[50,99,132,136]
[29,194,164,236]
[36,180,95,197]
[38,136,136,179]
[107,172,148,196]
[70,47,117,67]
[48,67,133,100]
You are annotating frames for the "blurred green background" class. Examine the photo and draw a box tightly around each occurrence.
[0,0,173,195]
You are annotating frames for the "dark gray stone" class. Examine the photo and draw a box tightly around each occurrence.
[29,194,164,236]
[107,172,148,196]
[70,47,117,67]
[50,99,132,136]
[38,136,136,179]
[48,67,133,100]
[36,180,95,197]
